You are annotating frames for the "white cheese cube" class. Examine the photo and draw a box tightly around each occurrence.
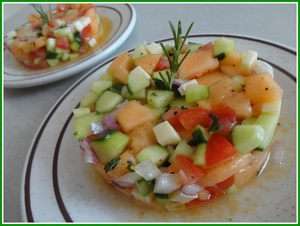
[88,38,97,47]
[130,66,151,80]
[252,60,274,78]
[5,30,17,39]
[146,42,163,55]
[73,20,84,32]
[178,79,198,95]
[79,16,92,27]
[55,19,66,27]
[153,121,181,146]
[241,50,258,75]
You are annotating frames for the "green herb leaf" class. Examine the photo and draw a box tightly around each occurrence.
[104,157,121,173]
[156,21,194,90]
[208,113,222,133]
[30,4,51,25]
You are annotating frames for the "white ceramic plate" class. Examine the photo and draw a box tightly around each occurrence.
[21,35,297,222]
[3,4,136,88]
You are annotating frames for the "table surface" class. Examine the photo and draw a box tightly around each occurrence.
[3,3,297,222]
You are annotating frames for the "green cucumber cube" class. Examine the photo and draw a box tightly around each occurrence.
[213,37,235,60]
[80,91,99,108]
[231,124,265,153]
[90,129,130,163]
[187,42,203,52]
[90,80,112,96]
[73,112,103,140]
[127,73,150,94]
[169,139,195,163]
[95,90,124,113]
[185,84,210,103]
[255,112,279,150]
[193,143,207,166]
[136,144,169,166]
[131,44,148,60]
[135,179,154,196]
[72,107,91,118]
[147,89,174,108]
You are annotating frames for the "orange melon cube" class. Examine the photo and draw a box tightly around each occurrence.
[178,47,219,79]
[196,71,226,86]
[134,54,161,75]
[223,92,253,118]
[116,100,157,133]
[244,73,283,105]
[107,52,132,84]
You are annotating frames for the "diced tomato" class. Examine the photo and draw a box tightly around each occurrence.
[56,36,70,50]
[155,57,170,71]
[178,107,211,130]
[28,46,46,60]
[167,154,206,185]
[205,133,237,168]
[80,24,93,43]
[205,175,234,196]
[185,176,234,208]
[56,4,66,12]
[209,103,237,140]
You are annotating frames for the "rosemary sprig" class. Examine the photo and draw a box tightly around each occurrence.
[154,21,194,90]
[30,4,51,25]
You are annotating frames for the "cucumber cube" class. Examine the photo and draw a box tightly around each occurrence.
[231,125,265,153]
[127,73,150,94]
[169,139,194,163]
[95,90,124,113]
[90,130,130,163]
[131,187,154,203]
[213,37,235,60]
[152,121,181,146]
[53,26,72,37]
[136,144,169,166]
[241,50,258,75]
[193,143,207,166]
[255,112,279,150]
[136,179,154,196]
[90,80,112,96]
[46,59,60,67]
[73,112,103,140]
[147,90,174,108]
[185,84,210,103]
[131,44,148,60]
[72,107,91,118]
[187,42,203,52]
[46,38,56,51]
[80,91,99,108]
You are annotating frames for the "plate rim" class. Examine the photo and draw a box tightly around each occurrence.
[3,3,137,88]
[20,34,297,222]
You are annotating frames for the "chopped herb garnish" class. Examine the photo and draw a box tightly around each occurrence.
[104,157,121,173]
[30,4,51,25]
[208,113,222,133]
[154,21,194,90]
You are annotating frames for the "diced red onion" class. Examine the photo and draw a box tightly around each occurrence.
[173,78,187,86]
[103,114,119,130]
[79,137,93,152]
[79,137,98,163]
[84,149,98,164]
[112,172,142,189]
[153,173,181,194]
[90,122,108,134]
[181,184,203,196]
[135,160,162,181]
